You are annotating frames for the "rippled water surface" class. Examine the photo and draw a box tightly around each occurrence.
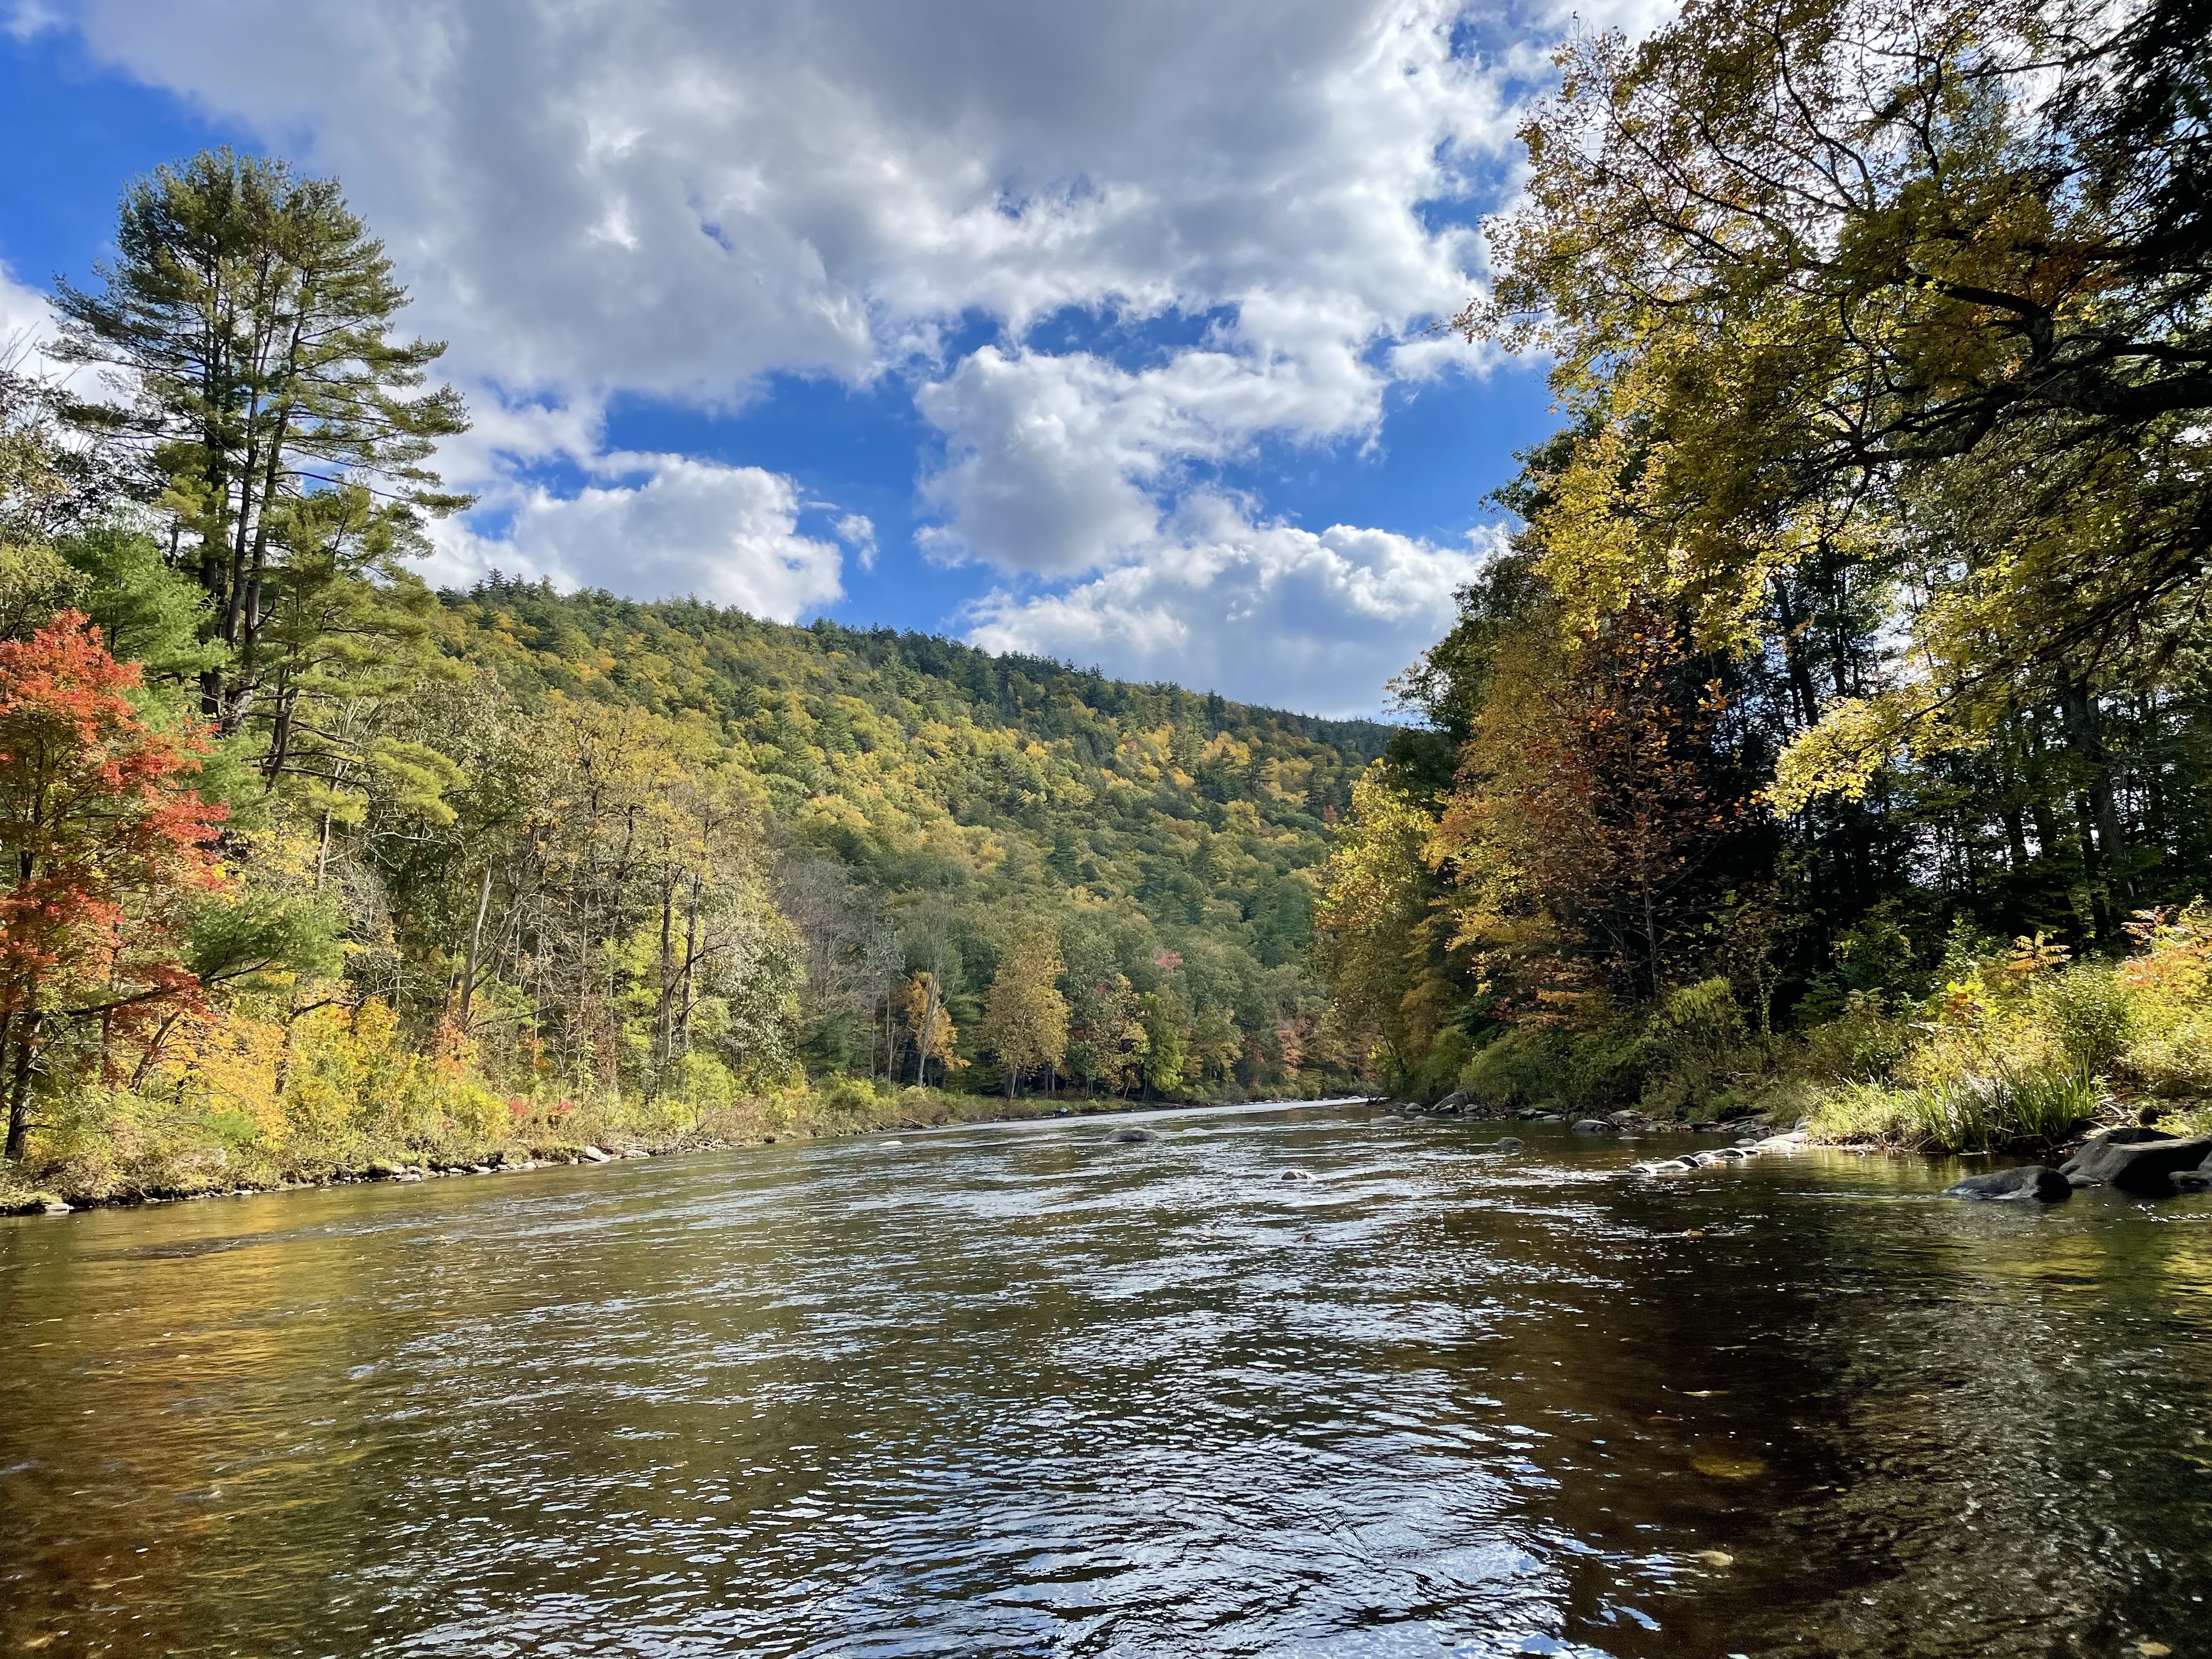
[4,1102,2211,1657]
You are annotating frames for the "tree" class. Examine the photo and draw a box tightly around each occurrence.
[0,613,225,1157]
[1140,989,1188,1098]
[1067,970,1146,1096]
[980,929,1070,1097]
[1446,600,1754,1000]
[54,149,467,752]
[900,971,962,1088]
[1468,0,2212,770]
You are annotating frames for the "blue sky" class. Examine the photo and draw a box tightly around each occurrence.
[0,1,1612,718]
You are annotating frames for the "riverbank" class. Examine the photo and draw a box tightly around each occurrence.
[0,1085,1294,1217]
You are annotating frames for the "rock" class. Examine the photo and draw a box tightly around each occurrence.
[2084,1125,2176,1148]
[1572,1118,1611,1134]
[2169,1170,2212,1194]
[1531,1114,1565,1124]
[579,1146,614,1163]
[1495,1136,1525,1152]
[1946,1165,2073,1203]
[1632,1159,1695,1175]
[1279,1169,1317,1182]
[1103,1127,1159,1144]
[1436,1090,1471,1113]
[39,1197,73,1215]
[2059,1135,2212,1195]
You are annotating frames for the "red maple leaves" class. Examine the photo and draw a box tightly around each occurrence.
[0,611,226,1039]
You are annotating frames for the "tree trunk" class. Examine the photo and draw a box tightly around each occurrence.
[458,857,494,1030]
[4,1010,40,1162]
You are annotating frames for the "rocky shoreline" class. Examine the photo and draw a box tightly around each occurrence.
[1388,1088,2212,1205]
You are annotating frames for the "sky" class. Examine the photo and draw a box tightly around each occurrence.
[0,1,1658,719]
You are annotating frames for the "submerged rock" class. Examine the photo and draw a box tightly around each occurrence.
[1103,1127,1159,1144]
[1946,1165,2073,1203]
[1530,1114,1566,1125]
[2060,1135,2212,1195]
[1632,1159,1696,1175]
[1278,1169,1317,1182]
[1495,1136,1525,1152]
[1572,1118,1611,1134]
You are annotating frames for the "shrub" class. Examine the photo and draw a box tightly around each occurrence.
[2029,963,2135,1071]
[1461,1021,1647,1114]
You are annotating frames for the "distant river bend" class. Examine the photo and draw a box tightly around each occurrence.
[3,1101,2208,1657]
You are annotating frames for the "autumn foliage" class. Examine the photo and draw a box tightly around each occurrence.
[0,612,223,1154]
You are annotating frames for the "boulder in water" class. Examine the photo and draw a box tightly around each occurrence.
[1946,1165,2073,1203]
[2060,1135,2212,1195]
[1278,1169,1317,1182]
[1103,1127,1159,1144]
[1495,1136,1525,1152]
[1572,1118,1611,1134]
[1530,1114,1566,1124]
[2084,1125,2175,1148]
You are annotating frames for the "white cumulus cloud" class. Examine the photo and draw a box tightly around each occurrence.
[431,456,842,622]
[964,495,1496,716]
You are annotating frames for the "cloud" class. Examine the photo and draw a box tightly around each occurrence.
[55,1,1508,397]
[915,334,1399,575]
[832,513,877,570]
[0,262,58,356]
[430,456,842,621]
[34,0,1607,707]
[963,495,1496,716]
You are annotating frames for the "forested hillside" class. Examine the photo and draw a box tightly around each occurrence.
[421,580,1387,1094]
[0,150,1386,1206]
[1318,0,2212,1154]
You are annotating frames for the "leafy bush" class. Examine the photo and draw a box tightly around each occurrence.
[2030,964,2136,1071]
[1460,1022,1647,1114]
[1641,978,1757,1118]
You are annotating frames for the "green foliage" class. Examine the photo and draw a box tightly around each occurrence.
[1809,1066,2097,1155]
[1459,1022,1648,1116]
[56,524,215,680]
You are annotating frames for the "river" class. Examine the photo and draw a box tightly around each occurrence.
[3,1101,2209,1657]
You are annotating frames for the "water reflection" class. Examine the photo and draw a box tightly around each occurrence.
[3,1103,2208,1657]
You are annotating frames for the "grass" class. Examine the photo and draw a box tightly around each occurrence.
[1807,1063,2097,1154]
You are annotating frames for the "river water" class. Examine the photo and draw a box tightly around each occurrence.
[3,1101,2209,1658]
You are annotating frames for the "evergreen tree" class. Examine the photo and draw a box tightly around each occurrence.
[53,149,467,759]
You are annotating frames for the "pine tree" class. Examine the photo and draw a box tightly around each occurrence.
[54,149,467,761]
